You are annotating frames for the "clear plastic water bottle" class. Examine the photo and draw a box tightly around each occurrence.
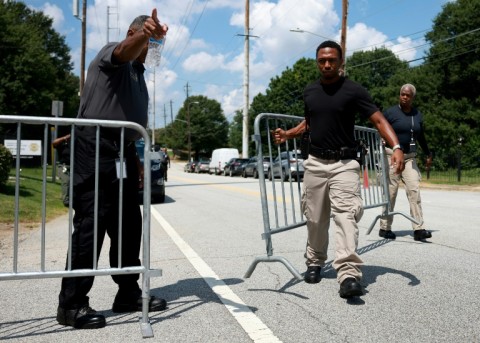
[144,36,166,68]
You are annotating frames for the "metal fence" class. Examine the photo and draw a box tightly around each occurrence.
[0,115,160,338]
[244,113,417,281]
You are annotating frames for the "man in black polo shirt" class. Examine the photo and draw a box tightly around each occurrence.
[379,84,433,241]
[274,41,404,298]
[56,9,168,329]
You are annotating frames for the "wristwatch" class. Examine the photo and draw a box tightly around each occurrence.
[392,144,402,152]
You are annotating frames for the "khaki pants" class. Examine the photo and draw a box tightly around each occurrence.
[302,156,364,283]
[380,149,425,231]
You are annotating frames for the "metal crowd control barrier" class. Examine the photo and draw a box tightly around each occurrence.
[0,115,161,338]
[244,113,418,281]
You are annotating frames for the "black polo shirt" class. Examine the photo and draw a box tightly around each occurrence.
[304,77,377,150]
[77,42,148,141]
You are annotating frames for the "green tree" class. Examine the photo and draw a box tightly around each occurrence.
[0,144,13,188]
[243,58,318,154]
[250,57,318,119]
[0,2,79,138]
[228,110,243,152]
[346,48,418,135]
[164,96,229,160]
[421,0,480,169]
[346,47,408,112]
[425,0,480,102]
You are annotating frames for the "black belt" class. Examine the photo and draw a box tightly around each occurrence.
[309,145,357,160]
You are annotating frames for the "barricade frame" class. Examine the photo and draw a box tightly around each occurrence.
[244,113,418,281]
[0,115,161,338]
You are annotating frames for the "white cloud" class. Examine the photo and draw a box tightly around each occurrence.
[386,36,421,62]
[182,52,226,73]
[220,88,243,119]
[42,3,65,31]
[221,0,340,109]
[345,22,389,55]
[347,23,422,63]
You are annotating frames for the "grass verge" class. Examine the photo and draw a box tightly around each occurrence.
[0,166,67,224]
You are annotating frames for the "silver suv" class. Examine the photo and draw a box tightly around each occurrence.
[268,150,304,181]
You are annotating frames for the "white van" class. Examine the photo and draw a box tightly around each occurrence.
[209,148,239,175]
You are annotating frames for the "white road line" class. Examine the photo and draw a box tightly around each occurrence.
[151,208,282,343]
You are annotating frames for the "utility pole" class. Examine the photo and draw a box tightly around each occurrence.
[236,1,257,158]
[184,82,191,99]
[186,101,199,162]
[170,100,174,124]
[340,0,349,74]
[73,0,86,95]
[242,0,250,158]
[164,104,167,130]
[106,3,119,43]
[81,0,86,94]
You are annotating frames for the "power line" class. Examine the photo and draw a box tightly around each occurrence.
[169,0,210,72]
[347,27,480,69]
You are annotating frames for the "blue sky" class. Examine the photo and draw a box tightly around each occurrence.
[21,0,451,128]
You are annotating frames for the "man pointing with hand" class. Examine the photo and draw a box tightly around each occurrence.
[56,10,168,329]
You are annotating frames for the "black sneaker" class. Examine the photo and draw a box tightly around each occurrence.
[57,305,106,329]
[379,229,396,240]
[339,278,363,298]
[304,266,321,284]
[414,229,432,241]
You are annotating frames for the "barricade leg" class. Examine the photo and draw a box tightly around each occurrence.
[244,256,303,280]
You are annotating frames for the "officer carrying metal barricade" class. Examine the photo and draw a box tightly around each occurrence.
[244,113,418,281]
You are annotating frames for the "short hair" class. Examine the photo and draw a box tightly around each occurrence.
[400,84,416,97]
[316,40,343,60]
[129,15,149,31]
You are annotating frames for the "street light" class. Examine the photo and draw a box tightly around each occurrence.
[289,28,335,41]
[289,28,345,73]
[186,101,199,162]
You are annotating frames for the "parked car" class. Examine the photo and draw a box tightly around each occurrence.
[223,158,249,177]
[209,148,239,175]
[184,160,197,173]
[268,150,304,181]
[135,140,165,203]
[242,156,271,178]
[195,160,210,173]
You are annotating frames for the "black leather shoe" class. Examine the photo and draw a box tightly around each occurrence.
[112,295,167,313]
[339,278,363,298]
[57,305,106,329]
[304,266,321,284]
[414,229,432,241]
[379,229,396,240]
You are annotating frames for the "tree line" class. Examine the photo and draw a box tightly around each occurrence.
[1,0,479,170]
[236,0,480,171]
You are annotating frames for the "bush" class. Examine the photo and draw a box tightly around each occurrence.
[0,144,13,187]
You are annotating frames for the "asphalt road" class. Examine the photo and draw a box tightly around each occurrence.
[1,161,479,343]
